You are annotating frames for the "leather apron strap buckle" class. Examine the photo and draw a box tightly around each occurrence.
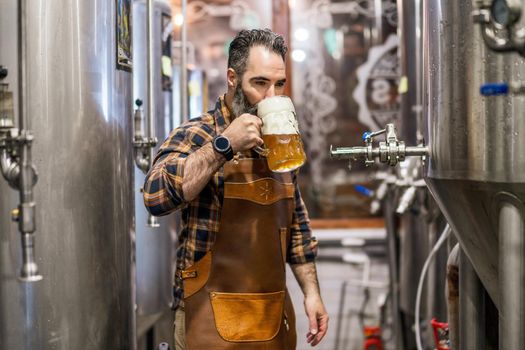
[176,269,198,280]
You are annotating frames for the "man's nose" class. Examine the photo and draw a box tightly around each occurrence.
[265,85,276,98]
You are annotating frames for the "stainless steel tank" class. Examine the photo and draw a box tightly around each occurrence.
[424,0,525,306]
[0,0,135,348]
[424,1,525,346]
[397,0,423,145]
[132,0,175,317]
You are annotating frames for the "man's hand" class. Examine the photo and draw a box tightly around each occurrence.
[290,262,329,346]
[222,113,263,153]
[181,113,262,201]
[304,295,329,346]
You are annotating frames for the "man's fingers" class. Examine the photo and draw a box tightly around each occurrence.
[306,332,315,343]
[308,314,318,336]
[311,328,326,346]
[318,314,328,333]
[310,315,328,346]
[255,136,264,147]
[303,295,328,346]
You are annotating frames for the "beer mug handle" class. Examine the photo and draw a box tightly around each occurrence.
[253,145,269,157]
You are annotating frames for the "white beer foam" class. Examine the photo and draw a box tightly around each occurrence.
[257,96,298,135]
[261,111,298,135]
[257,96,295,116]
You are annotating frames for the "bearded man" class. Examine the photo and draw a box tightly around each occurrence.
[143,28,328,350]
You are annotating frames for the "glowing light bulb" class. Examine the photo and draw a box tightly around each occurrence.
[174,13,184,26]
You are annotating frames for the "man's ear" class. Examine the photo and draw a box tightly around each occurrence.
[227,68,237,88]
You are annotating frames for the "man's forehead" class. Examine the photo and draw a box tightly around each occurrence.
[244,46,286,78]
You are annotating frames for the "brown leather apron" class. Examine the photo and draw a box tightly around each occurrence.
[182,158,297,349]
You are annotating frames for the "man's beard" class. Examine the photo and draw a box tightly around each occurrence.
[231,83,257,119]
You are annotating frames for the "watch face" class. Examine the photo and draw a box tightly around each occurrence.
[214,136,230,151]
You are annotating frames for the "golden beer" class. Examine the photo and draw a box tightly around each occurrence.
[262,134,307,172]
[257,96,306,172]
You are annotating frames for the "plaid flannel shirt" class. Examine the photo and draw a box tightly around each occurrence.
[143,95,317,308]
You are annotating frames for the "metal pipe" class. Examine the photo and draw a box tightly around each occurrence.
[384,189,404,349]
[481,24,515,52]
[370,179,388,214]
[180,0,188,122]
[459,247,485,350]
[135,152,149,174]
[17,0,27,132]
[140,5,160,230]
[330,145,428,160]
[499,202,525,349]
[405,146,429,156]
[472,7,525,55]
[395,186,417,214]
[414,0,423,142]
[330,146,371,160]
[17,0,41,282]
[0,147,19,188]
[134,100,144,140]
[373,0,383,45]
[334,281,347,350]
[147,0,155,167]
[415,224,451,350]
[446,244,460,350]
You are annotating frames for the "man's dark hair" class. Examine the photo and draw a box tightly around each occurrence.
[228,29,288,77]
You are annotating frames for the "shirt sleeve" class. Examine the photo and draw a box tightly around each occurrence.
[287,172,318,265]
[143,119,214,216]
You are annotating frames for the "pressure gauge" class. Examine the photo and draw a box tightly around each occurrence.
[491,0,521,27]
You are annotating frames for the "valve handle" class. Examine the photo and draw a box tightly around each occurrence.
[354,184,374,197]
[480,83,509,96]
[362,131,372,142]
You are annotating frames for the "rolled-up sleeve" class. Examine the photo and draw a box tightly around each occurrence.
[287,172,318,265]
[143,119,213,216]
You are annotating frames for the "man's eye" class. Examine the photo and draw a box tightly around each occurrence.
[255,81,267,86]
[276,82,285,87]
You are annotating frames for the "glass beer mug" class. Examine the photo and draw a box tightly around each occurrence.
[255,96,307,172]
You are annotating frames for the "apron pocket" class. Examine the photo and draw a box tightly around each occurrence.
[210,290,285,342]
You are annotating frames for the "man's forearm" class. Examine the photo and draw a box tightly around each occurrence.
[290,262,321,298]
[182,142,226,201]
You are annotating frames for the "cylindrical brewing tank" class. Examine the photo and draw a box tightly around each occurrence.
[133,0,175,317]
[423,0,525,310]
[0,1,135,349]
[397,0,422,144]
[398,0,449,328]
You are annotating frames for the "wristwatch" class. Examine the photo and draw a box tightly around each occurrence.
[212,135,234,161]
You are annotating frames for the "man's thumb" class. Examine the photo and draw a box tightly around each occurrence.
[309,314,318,335]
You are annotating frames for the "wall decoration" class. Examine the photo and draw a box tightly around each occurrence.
[353,34,399,131]
[117,0,132,71]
